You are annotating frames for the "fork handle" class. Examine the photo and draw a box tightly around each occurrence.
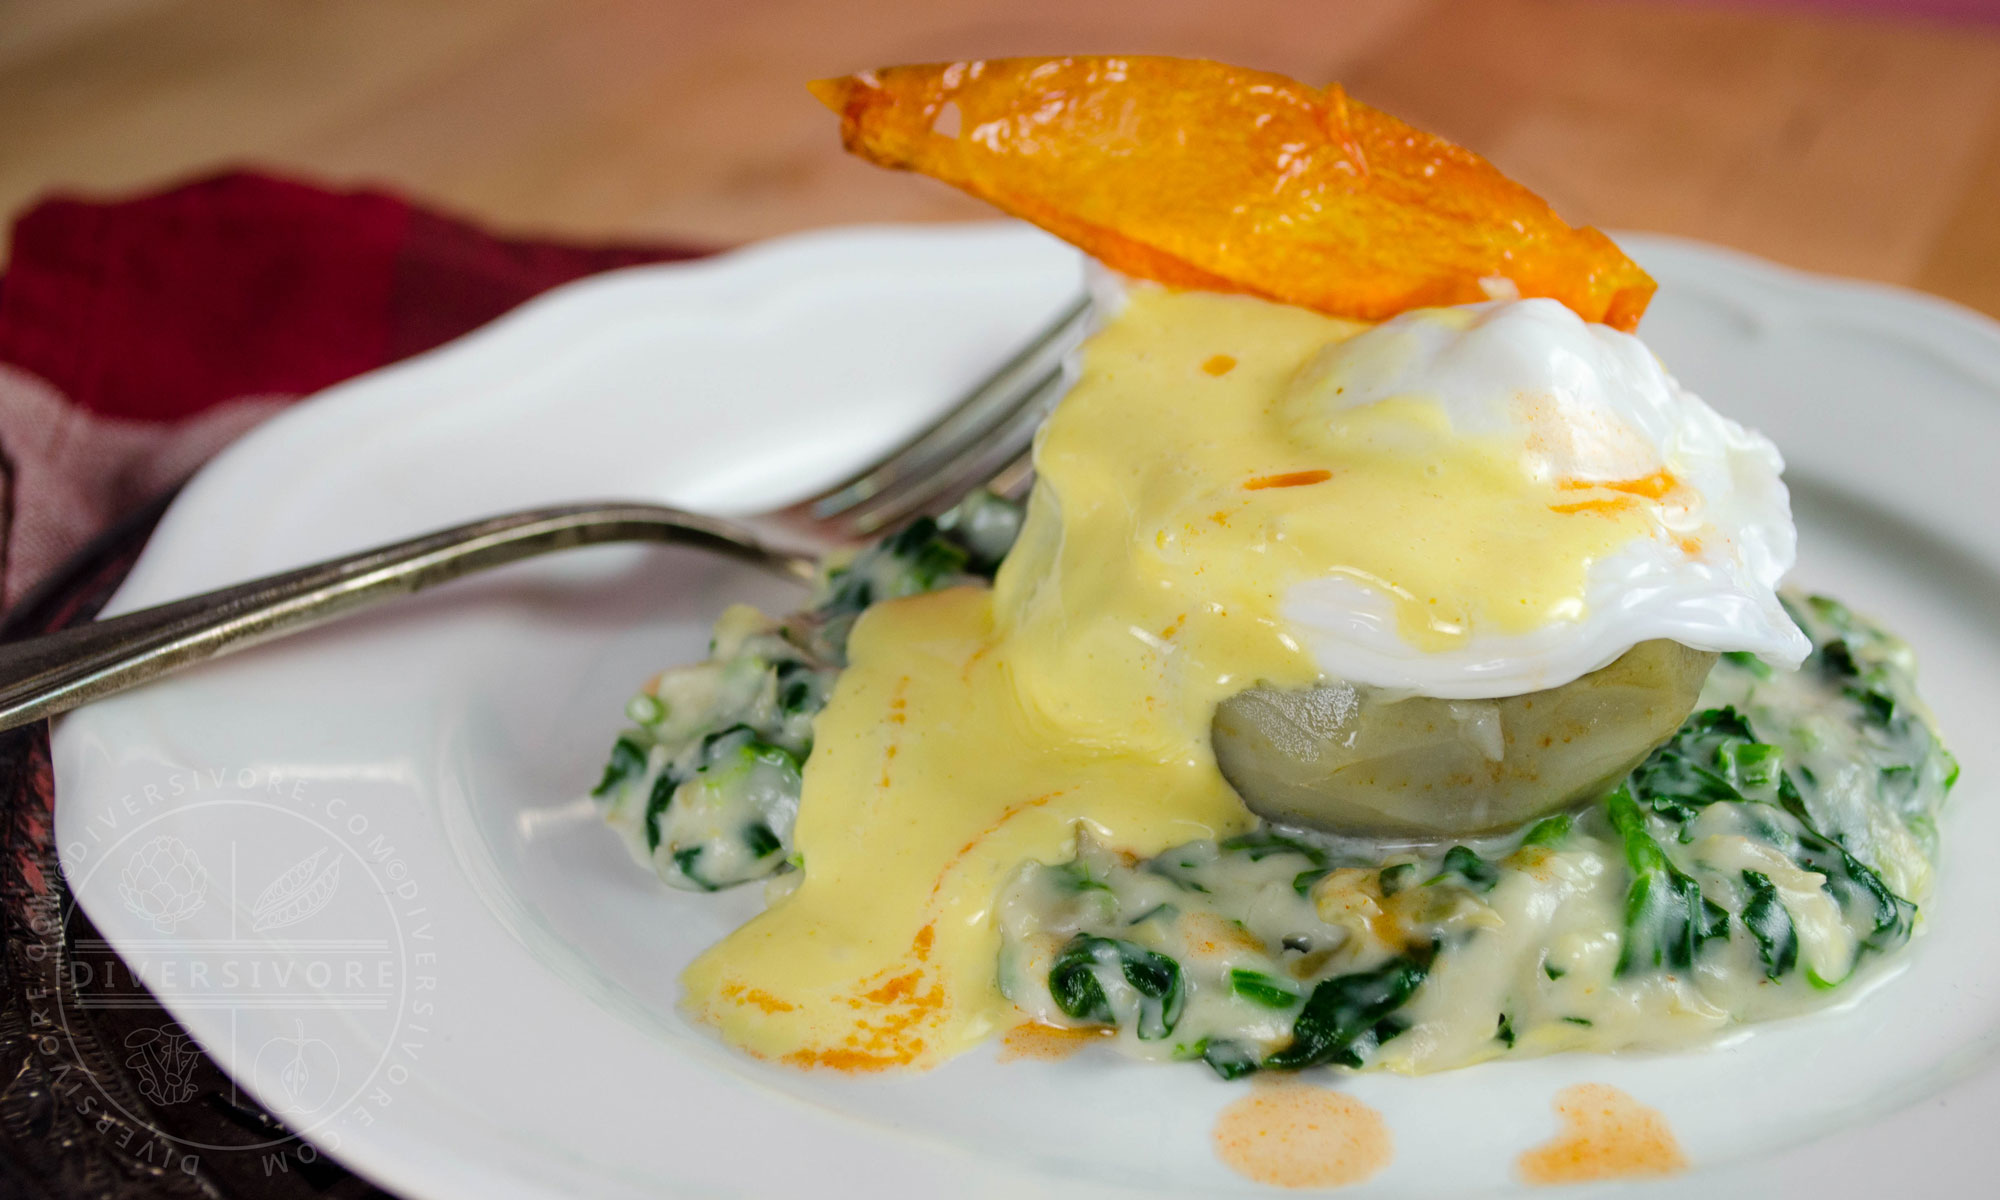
[0,503,813,734]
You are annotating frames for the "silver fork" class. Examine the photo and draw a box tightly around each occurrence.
[0,295,1091,734]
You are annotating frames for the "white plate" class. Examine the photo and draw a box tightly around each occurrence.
[50,223,2000,1199]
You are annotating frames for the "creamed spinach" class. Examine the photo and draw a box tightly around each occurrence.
[592,498,1954,1075]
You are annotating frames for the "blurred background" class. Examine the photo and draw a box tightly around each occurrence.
[3,0,1998,308]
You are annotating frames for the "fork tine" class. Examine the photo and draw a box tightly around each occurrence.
[801,294,1090,524]
[833,360,1069,538]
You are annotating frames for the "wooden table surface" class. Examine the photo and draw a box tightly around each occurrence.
[4,0,1999,317]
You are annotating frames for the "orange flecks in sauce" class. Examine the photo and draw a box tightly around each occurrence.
[1309,867,1411,951]
[1550,469,1680,514]
[719,983,795,1014]
[877,677,912,786]
[1244,469,1333,491]
[1502,844,1562,885]
[1556,469,1676,498]
[1161,613,1188,640]
[1181,911,1268,959]
[1213,1081,1393,1189]
[781,924,947,1072]
[1546,496,1636,515]
[1203,353,1239,376]
[998,1022,1112,1062]
[926,791,1064,906]
[1517,1083,1687,1185]
[1601,469,1676,500]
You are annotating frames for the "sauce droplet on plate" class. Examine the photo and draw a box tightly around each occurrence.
[1517,1083,1687,1184]
[1212,1080,1392,1188]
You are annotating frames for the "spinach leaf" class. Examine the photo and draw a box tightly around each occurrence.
[1048,935,1186,1040]
[1048,940,1114,1026]
[1047,859,1114,894]
[1790,826,1915,955]
[1628,707,1783,830]
[1520,813,1574,848]
[1228,969,1302,1009]
[1619,697,1917,976]
[1721,650,1773,679]
[1377,863,1418,897]
[1608,785,1728,975]
[1291,868,1330,897]
[1263,953,1430,1070]
[1769,770,1917,956]
[774,660,827,717]
[742,821,783,859]
[1221,830,1328,866]
[1812,615,1904,731]
[672,846,720,892]
[1739,869,1798,979]
[642,771,677,853]
[594,736,647,797]
[1430,845,1499,892]
[1198,1039,1262,1081]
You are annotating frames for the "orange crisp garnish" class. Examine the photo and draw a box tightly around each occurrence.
[1245,470,1333,491]
[810,57,1654,330]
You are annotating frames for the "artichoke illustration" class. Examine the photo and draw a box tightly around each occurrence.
[118,836,207,933]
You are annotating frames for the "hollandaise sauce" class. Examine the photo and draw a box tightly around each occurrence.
[593,293,1950,1079]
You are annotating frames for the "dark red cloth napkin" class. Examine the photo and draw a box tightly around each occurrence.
[0,171,709,608]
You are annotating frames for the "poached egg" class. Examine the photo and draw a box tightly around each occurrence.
[1279,295,1807,697]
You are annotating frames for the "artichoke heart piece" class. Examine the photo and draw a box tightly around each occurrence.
[1212,640,1719,839]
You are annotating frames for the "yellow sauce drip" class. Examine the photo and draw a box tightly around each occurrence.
[682,287,1664,1069]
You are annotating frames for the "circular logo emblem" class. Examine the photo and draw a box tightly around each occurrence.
[51,765,439,1172]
